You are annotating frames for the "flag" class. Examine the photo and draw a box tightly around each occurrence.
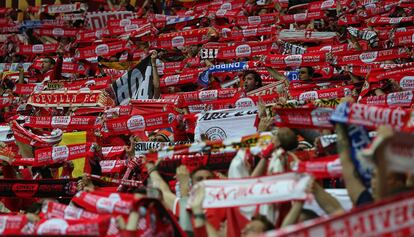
[111,56,154,105]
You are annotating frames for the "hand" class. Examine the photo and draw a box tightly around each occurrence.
[150,50,157,63]
[257,98,267,118]
[176,165,190,182]
[376,125,394,140]
[189,183,205,212]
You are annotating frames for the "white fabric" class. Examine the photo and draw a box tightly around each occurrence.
[194,107,258,142]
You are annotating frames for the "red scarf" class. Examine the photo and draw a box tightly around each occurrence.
[33,28,78,38]
[17,44,59,55]
[27,90,115,108]
[102,112,177,136]
[75,41,129,59]
[359,90,414,107]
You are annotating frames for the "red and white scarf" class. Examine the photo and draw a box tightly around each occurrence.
[289,85,354,101]
[274,107,334,129]
[11,120,63,148]
[236,13,278,27]
[31,143,92,167]
[265,191,414,237]
[152,28,211,49]
[264,52,327,68]
[216,41,274,59]
[33,28,78,38]
[27,90,115,108]
[359,91,414,107]
[18,44,59,55]
[40,3,87,14]
[22,116,100,131]
[334,48,410,65]
[189,173,312,208]
[100,160,127,174]
[71,191,135,215]
[35,216,111,236]
[75,41,130,59]
[102,112,177,136]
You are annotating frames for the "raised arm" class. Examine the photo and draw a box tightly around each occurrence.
[336,123,366,205]
[150,51,161,99]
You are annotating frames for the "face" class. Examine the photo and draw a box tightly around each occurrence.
[241,220,266,237]
[299,67,311,81]
[244,73,258,92]
[41,59,53,72]
[191,170,213,184]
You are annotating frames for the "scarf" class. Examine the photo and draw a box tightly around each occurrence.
[0,178,78,198]
[330,102,413,132]
[188,173,312,208]
[273,107,334,129]
[40,201,101,220]
[278,30,337,42]
[220,26,277,41]
[264,52,327,68]
[71,191,136,216]
[279,11,326,25]
[236,13,278,27]
[292,155,342,179]
[289,85,354,101]
[75,41,130,59]
[33,28,78,38]
[160,68,204,87]
[27,90,115,108]
[11,120,63,148]
[34,216,111,236]
[102,112,177,136]
[215,41,274,59]
[40,3,87,14]
[359,90,414,107]
[151,28,211,49]
[17,44,59,55]
[264,191,414,237]
[100,160,127,174]
[334,48,410,65]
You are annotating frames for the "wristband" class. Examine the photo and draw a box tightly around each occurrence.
[193,213,206,220]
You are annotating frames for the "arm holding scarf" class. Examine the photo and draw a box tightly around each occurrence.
[336,123,367,205]
[145,159,177,211]
[151,51,161,99]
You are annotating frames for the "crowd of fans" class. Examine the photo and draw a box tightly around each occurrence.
[1,0,414,236]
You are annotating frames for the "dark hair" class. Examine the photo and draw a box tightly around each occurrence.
[304,66,314,76]
[243,70,262,88]
[251,214,275,231]
[190,165,213,178]
[278,127,299,151]
[44,57,56,66]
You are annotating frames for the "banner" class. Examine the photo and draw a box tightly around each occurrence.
[192,173,312,208]
[194,107,258,142]
[0,179,78,198]
[383,132,414,174]
[27,90,115,107]
[111,56,154,105]
[264,191,414,237]
[86,11,136,30]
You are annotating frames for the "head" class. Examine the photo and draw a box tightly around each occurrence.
[277,127,298,151]
[241,214,275,237]
[150,129,174,142]
[243,70,262,92]
[298,67,314,81]
[371,169,406,201]
[190,166,214,185]
[41,57,55,73]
